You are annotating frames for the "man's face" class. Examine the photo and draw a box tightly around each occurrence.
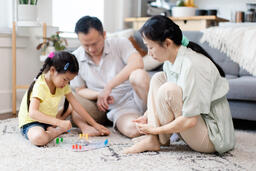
[78,28,105,57]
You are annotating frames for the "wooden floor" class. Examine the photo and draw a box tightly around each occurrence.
[0,113,16,120]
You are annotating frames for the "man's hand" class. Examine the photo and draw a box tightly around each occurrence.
[97,87,114,112]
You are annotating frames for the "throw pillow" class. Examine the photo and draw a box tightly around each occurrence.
[128,35,147,57]
[128,31,163,71]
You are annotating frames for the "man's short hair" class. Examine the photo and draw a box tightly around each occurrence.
[75,16,103,35]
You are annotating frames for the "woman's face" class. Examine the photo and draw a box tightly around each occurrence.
[143,37,171,63]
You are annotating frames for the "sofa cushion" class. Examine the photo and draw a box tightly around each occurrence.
[227,76,256,101]
[239,68,252,77]
[133,31,148,52]
[226,74,238,79]
[183,31,240,76]
[129,35,147,57]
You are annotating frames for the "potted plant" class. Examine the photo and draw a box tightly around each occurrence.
[18,0,38,22]
[36,31,68,62]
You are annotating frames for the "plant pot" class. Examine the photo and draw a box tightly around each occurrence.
[172,7,196,17]
[18,5,38,21]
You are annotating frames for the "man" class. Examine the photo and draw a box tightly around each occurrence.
[70,16,150,138]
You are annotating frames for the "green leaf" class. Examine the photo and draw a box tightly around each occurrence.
[30,0,37,5]
[36,31,67,52]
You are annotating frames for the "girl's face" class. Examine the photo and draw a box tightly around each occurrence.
[51,69,77,88]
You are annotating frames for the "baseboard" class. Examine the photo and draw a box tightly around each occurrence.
[0,89,26,114]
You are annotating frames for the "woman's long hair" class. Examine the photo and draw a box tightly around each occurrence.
[27,51,79,116]
[139,15,225,77]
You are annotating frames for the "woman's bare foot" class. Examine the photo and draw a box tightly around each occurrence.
[123,135,160,154]
[131,135,147,143]
[81,124,102,136]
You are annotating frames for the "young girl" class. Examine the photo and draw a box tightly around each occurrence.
[124,15,235,154]
[19,51,110,146]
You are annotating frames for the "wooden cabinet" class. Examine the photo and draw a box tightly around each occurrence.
[125,16,228,31]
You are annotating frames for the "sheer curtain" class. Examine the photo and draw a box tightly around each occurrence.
[52,0,104,33]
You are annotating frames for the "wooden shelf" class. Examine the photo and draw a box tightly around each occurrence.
[12,22,47,115]
[125,16,229,31]
[17,21,40,27]
[125,16,229,22]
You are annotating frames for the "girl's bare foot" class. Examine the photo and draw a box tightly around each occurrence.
[123,135,160,154]
[46,127,66,139]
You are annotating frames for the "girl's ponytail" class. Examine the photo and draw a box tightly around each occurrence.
[27,59,50,110]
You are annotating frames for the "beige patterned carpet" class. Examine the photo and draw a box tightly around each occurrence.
[0,118,255,171]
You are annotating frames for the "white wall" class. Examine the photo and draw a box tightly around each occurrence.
[195,0,256,20]
[104,0,147,32]
[37,0,53,25]
[0,33,39,113]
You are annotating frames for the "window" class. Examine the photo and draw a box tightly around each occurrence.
[0,0,13,32]
[52,0,104,33]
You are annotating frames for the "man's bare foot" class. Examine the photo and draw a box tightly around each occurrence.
[123,135,160,154]
[81,124,102,136]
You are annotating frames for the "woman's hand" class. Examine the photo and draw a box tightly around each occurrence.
[133,115,148,124]
[136,123,158,135]
[93,123,110,136]
[58,120,72,131]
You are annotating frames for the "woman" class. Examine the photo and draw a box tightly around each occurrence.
[124,15,235,154]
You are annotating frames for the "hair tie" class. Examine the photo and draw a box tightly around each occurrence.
[181,35,189,47]
[64,63,69,71]
[48,52,55,59]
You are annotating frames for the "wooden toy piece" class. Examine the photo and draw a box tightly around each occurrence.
[75,144,78,149]
[79,134,82,139]
[60,137,63,142]
[72,145,75,149]
[79,145,82,150]
[56,137,59,144]
[85,134,88,141]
